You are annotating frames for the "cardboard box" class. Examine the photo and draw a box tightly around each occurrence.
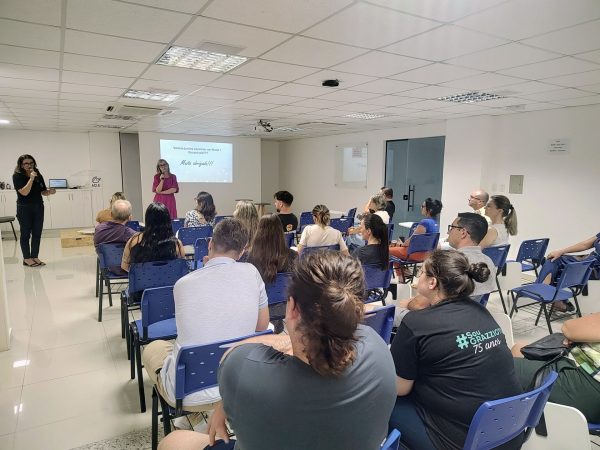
[60,229,94,248]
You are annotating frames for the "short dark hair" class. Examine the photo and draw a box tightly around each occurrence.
[423,198,443,218]
[456,212,488,244]
[211,218,248,254]
[274,190,294,206]
[381,187,393,198]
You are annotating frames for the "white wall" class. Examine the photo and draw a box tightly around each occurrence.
[260,140,279,212]
[138,132,261,217]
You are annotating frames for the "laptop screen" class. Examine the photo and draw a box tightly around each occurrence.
[48,179,68,189]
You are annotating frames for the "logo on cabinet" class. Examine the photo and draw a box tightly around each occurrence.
[91,176,102,188]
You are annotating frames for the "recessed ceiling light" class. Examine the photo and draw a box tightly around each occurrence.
[437,91,505,104]
[156,46,248,73]
[274,126,303,132]
[124,90,180,102]
[95,124,126,129]
[344,113,385,120]
[0,119,10,124]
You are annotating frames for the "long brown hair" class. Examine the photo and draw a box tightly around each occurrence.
[14,154,39,174]
[247,214,293,283]
[156,159,170,175]
[490,195,517,236]
[289,251,364,377]
[233,200,258,244]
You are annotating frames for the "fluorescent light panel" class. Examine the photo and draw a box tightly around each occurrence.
[156,46,247,73]
[344,113,385,120]
[437,91,504,104]
[0,119,10,124]
[124,90,180,102]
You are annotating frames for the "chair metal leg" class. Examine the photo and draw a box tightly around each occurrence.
[496,276,507,314]
[95,259,100,298]
[542,304,553,334]
[509,292,518,318]
[98,274,104,322]
[106,279,113,307]
[573,294,583,318]
[121,297,127,339]
[534,304,544,326]
[159,396,172,437]
[9,221,17,240]
[152,388,159,450]
[129,325,136,380]
[136,339,146,413]
[126,317,132,360]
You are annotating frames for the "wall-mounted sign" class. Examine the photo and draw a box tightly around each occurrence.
[547,138,570,154]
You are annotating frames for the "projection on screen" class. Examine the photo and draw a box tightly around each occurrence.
[160,139,232,183]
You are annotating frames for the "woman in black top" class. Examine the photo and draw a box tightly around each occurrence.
[351,213,389,270]
[13,154,56,267]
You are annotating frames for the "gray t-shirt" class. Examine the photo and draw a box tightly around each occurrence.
[459,246,497,296]
[219,325,396,450]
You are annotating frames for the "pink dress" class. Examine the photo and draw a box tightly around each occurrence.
[152,173,179,219]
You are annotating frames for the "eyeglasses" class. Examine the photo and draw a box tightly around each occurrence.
[22,161,34,166]
[469,195,482,201]
[159,164,168,167]
[447,224,464,232]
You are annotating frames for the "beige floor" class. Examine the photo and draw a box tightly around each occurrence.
[0,235,598,449]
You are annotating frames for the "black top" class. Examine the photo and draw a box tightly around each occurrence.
[390,299,523,450]
[385,200,395,221]
[13,171,47,205]
[352,244,385,268]
[277,213,298,232]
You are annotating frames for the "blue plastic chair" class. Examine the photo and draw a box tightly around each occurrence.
[301,244,340,257]
[508,238,550,276]
[390,232,440,283]
[341,207,357,220]
[126,220,141,232]
[97,243,128,322]
[284,231,295,248]
[330,217,352,235]
[387,223,394,241]
[151,330,273,450]
[381,429,401,450]
[476,293,490,307]
[363,263,393,304]
[129,286,177,413]
[265,272,292,323]
[171,218,184,235]
[509,260,593,333]
[298,211,314,234]
[192,237,210,269]
[463,371,558,450]
[363,305,395,344]
[177,225,213,246]
[590,423,600,435]
[482,244,511,314]
[214,215,232,225]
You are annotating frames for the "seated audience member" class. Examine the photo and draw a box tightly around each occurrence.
[298,204,348,254]
[468,189,492,225]
[142,218,269,410]
[381,187,395,221]
[479,195,517,248]
[389,197,442,266]
[351,213,389,270]
[96,191,126,223]
[233,200,259,248]
[390,249,523,450]
[546,232,600,280]
[273,190,298,232]
[121,202,185,272]
[158,251,397,450]
[347,194,390,251]
[93,200,136,249]
[512,313,600,423]
[184,191,216,227]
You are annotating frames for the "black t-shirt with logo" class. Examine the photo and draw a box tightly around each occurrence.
[13,171,47,204]
[277,213,298,232]
[390,299,523,450]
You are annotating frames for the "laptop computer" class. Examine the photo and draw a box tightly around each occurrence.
[48,179,68,189]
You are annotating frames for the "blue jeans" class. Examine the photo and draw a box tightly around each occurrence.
[389,396,436,450]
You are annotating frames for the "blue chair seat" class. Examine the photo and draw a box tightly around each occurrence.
[511,284,574,303]
[132,318,177,341]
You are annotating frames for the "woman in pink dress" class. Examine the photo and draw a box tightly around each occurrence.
[152,159,179,219]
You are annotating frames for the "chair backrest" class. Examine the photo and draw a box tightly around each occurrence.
[177,225,213,245]
[489,311,514,348]
[299,211,314,229]
[476,293,490,307]
[387,223,394,241]
[342,207,357,220]
[97,242,126,270]
[516,238,549,264]
[126,220,141,232]
[406,232,439,257]
[380,429,401,450]
[214,215,232,225]
[128,259,189,294]
[193,238,210,263]
[363,263,393,291]
[175,330,273,401]
[363,305,396,344]
[330,218,352,234]
[482,244,511,269]
[408,222,419,237]
[171,219,184,235]
[555,259,594,292]
[265,272,292,307]
[284,231,295,248]
[463,371,559,450]
[302,244,340,256]
[141,286,175,337]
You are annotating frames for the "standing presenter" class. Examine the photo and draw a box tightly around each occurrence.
[13,154,56,267]
[152,159,179,219]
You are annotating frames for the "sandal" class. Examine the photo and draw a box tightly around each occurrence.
[23,260,40,267]
[33,259,46,266]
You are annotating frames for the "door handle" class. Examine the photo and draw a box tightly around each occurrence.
[407,185,415,211]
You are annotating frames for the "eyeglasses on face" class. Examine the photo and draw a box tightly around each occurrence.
[469,195,482,201]
[447,224,464,232]
[159,163,168,167]
[22,161,34,166]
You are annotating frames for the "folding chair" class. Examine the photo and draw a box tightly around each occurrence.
[363,263,393,304]
[284,231,295,248]
[301,244,340,257]
[363,305,395,344]
[171,219,184,235]
[482,244,511,314]
[341,207,357,220]
[265,272,292,332]
[508,238,550,276]
[297,211,314,237]
[330,217,352,236]
[129,286,177,413]
[126,220,141,232]
[390,232,440,284]
[509,260,593,333]
[214,215,232,225]
[463,371,558,450]
[97,243,128,322]
[387,223,394,241]
[381,429,401,450]
[192,237,210,269]
[177,225,213,257]
[151,330,272,450]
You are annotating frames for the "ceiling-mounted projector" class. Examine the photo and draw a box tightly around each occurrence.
[255,119,273,133]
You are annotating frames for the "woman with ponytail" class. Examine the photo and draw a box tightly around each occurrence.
[352,213,389,270]
[389,249,523,450]
[297,204,348,254]
[480,194,517,248]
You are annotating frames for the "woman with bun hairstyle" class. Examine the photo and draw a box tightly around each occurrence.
[152,159,179,219]
[298,204,348,255]
[480,194,517,248]
[389,249,523,450]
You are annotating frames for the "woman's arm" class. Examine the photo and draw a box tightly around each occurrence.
[562,313,600,343]
[396,376,415,396]
[479,227,499,249]
[17,175,35,196]
[401,224,426,247]
[160,188,177,194]
[121,233,141,272]
[547,235,597,261]
[41,188,56,196]
[176,239,186,258]
[152,175,164,193]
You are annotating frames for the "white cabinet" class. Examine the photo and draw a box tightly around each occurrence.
[0,191,19,232]
[46,190,94,229]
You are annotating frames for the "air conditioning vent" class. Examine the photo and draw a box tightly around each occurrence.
[103,114,138,121]
[296,121,347,129]
[104,103,175,118]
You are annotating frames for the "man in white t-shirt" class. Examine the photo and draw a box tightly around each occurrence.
[142,218,270,410]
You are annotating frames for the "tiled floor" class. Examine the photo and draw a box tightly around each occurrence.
[0,235,598,449]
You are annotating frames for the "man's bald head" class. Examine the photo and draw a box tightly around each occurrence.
[111,200,132,223]
[468,189,489,211]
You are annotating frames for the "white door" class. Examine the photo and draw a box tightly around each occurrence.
[48,191,73,229]
[71,190,93,228]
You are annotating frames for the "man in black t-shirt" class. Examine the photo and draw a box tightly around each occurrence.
[274,190,298,232]
[381,187,395,221]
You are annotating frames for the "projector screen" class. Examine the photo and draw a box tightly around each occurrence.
[160,139,233,183]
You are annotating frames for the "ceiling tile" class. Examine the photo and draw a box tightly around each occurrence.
[191,87,255,100]
[402,85,466,99]
[0,63,59,81]
[124,0,209,14]
[580,83,600,93]
[267,83,333,97]
[348,78,426,94]
[261,36,365,68]
[366,0,505,22]
[332,51,429,77]
[551,95,600,106]
[382,25,507,61]
[0,0,62,26]
[66,0,191,42]
[542,69,600,87]
[523,20,600,55]
[317,89,381,102]
[499,56,600,80]
[268,105,319,114]
[447,43,560,72]
[61,71,135,88]
[456,0,600,40]
[293,70,377,88]
[359,95,421,107]
[490,81,561,95]
[0,19,61,51]
[230,60,319,82]
[60,83,125,96]
[131,79,203,95]
[442,73,524,90]
[143,65,222,84]
[243,93,304,105]
[0,45,59,69]
[0,78,58,91]
[0,87,58,98]
[576,49,600,64]
[289,98,348,109]
[391,63,481,84]
[175,16,290,58]
[303,3,438,49]
[2,96,58,105]
[208,75,283,93]
[402,99,451,110]
[203,0,352,33]
[433,103,491,113]
[519,88,591,101]
[59,92,118,102]
[62,54,148,77]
